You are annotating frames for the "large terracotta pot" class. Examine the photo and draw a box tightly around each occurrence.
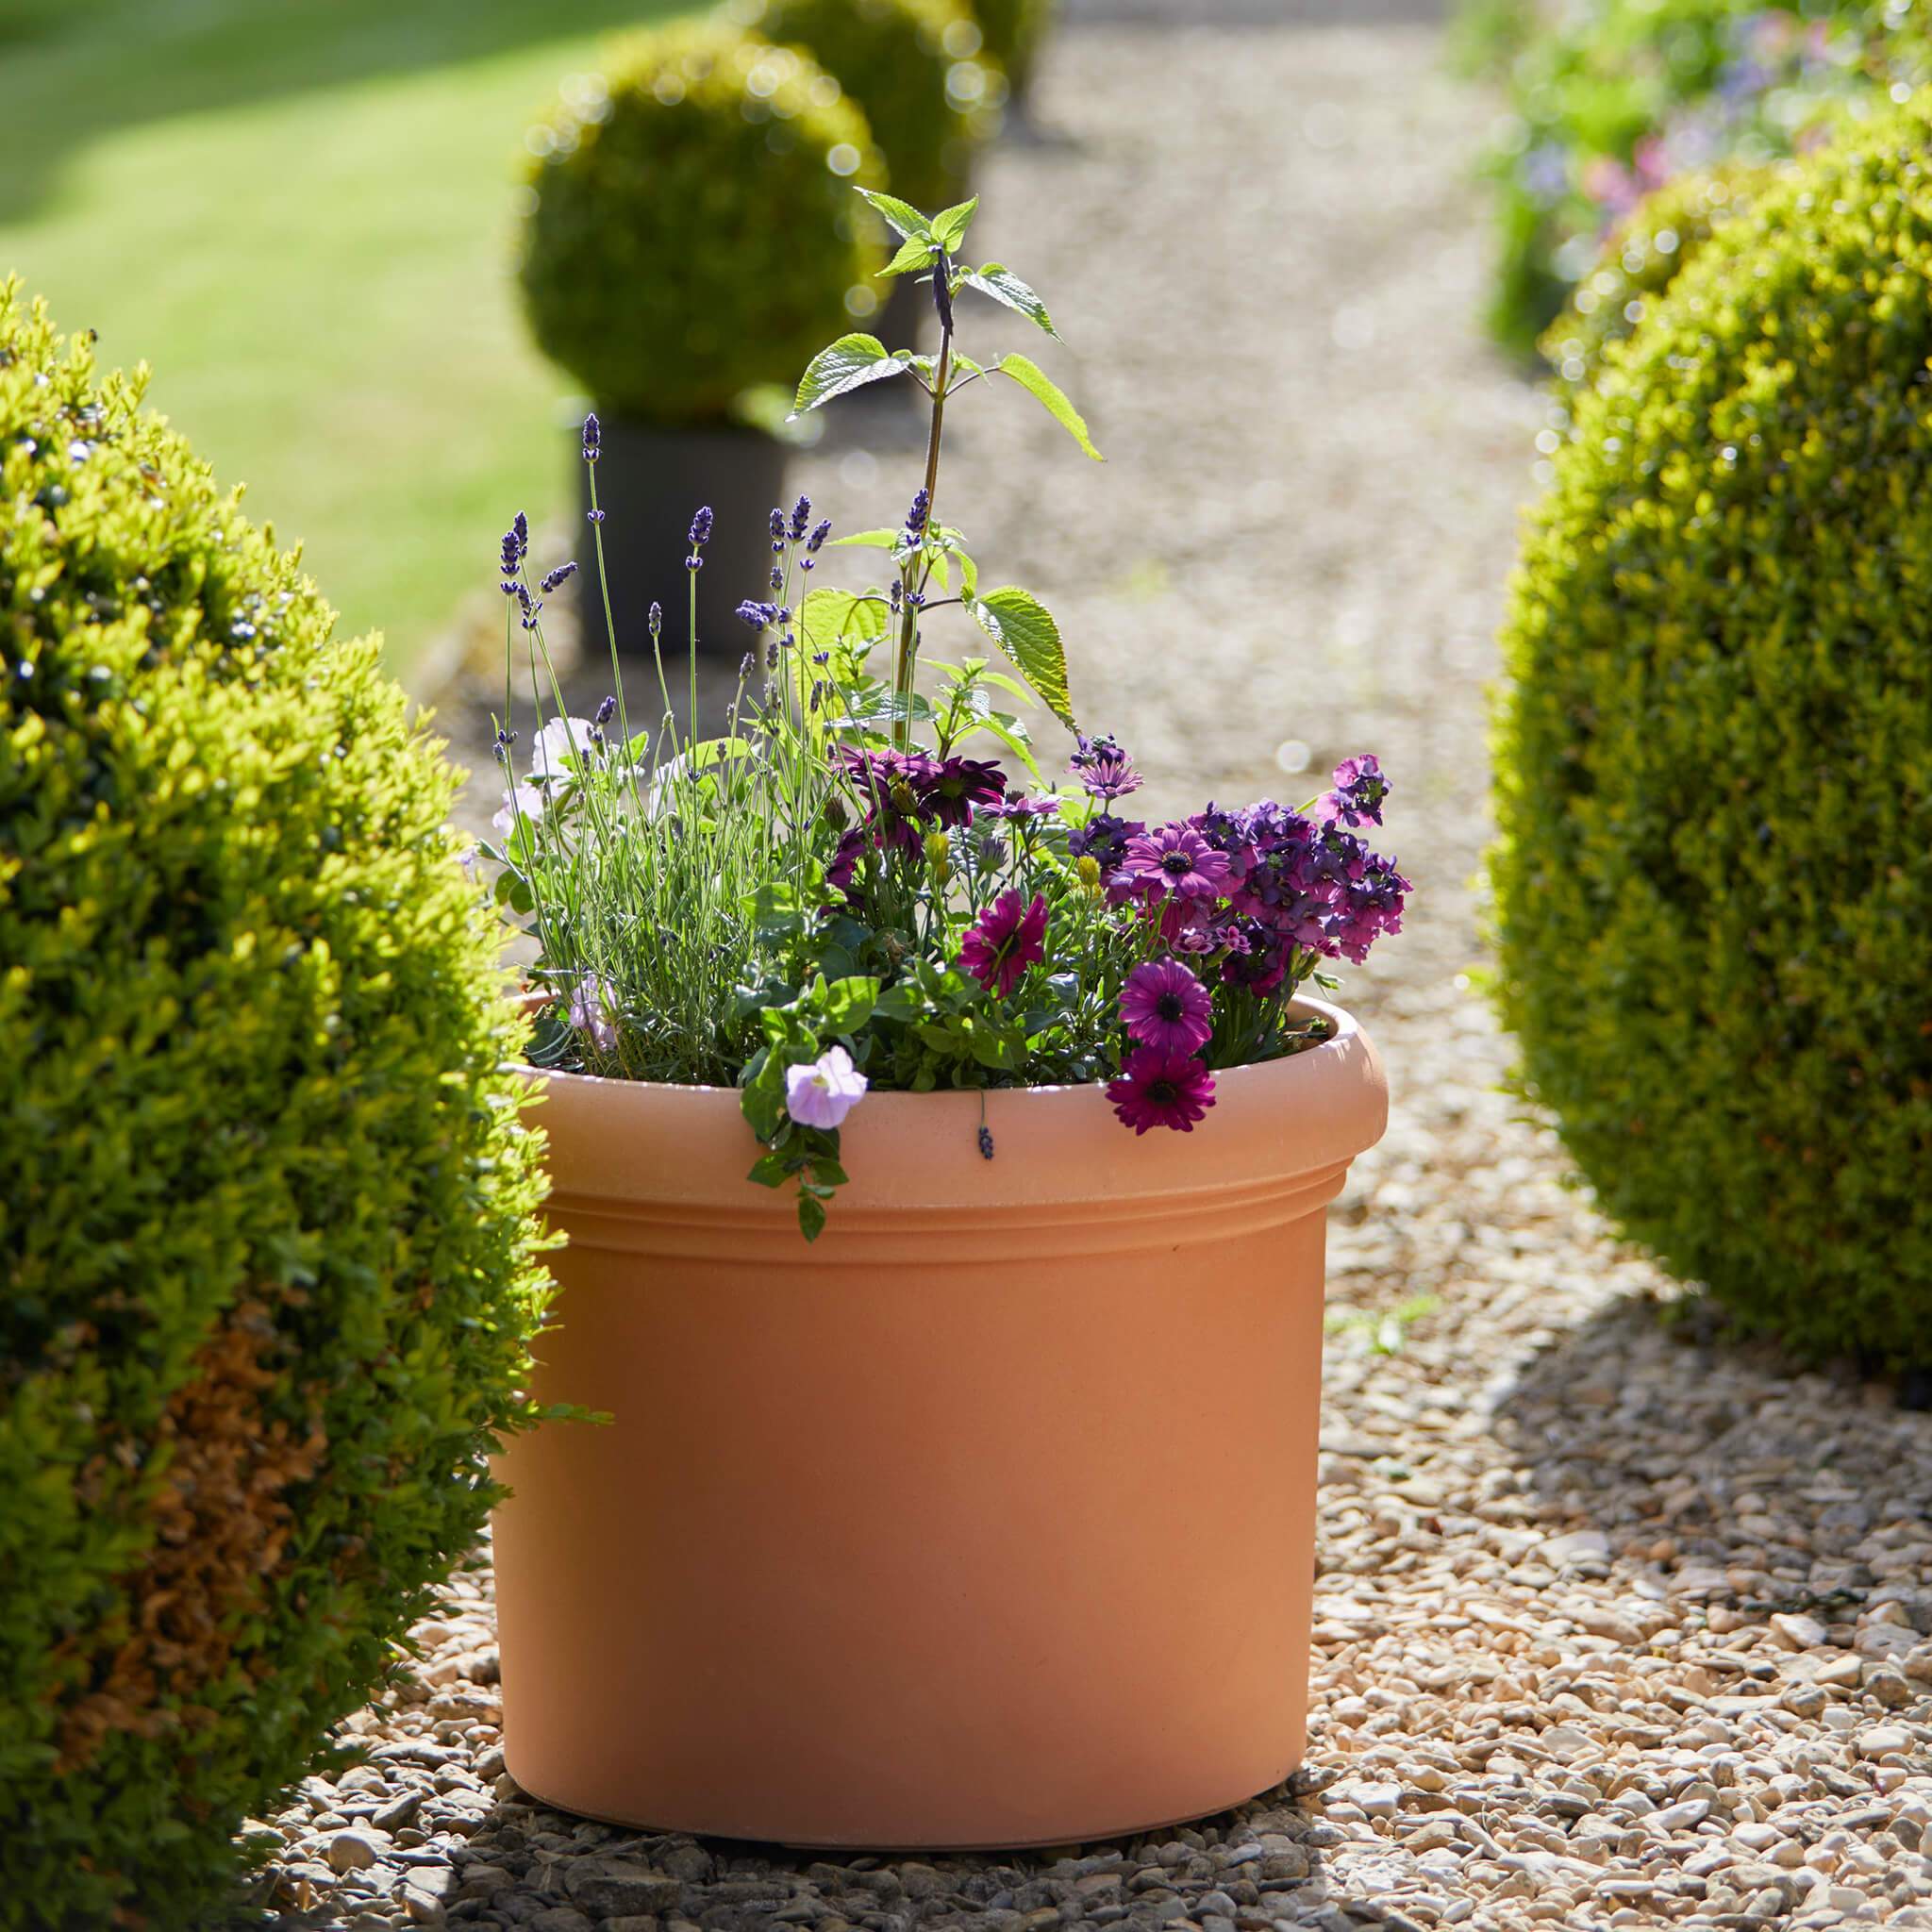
[491,996,1387,1850]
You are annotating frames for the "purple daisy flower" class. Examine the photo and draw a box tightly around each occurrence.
[1108,1047,1216,1136]
[1120,959,1214,1056]
[976,792,1061,824]
[921,756,1008,828]
[1068,732,1143,801]
[958,890,1048,998]
[1121,824,1234,901]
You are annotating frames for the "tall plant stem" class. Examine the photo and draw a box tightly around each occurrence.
[892,317,953,751]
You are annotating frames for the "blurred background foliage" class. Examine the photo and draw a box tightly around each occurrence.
[0,0,693,671]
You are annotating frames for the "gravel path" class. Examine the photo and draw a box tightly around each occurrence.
[260,6,1932,1928]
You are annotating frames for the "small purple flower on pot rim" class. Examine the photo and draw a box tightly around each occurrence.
[786,1045,868,1129]
[1108,1047,1216,1135]
[958,890,1048,998]
[1120,958,1214,1057]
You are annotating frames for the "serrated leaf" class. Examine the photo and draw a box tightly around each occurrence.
[997,354,1103,460]
[800,586,890,653]
[971,588,1074,728]
[958,263,1059,339]
[880,233,937,277]
[791,335,905,416]
[830,527,902,550]
[855,187,933,242]
[929,196,979,251]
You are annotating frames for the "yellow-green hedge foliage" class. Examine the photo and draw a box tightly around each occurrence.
[1492,98,1932,1369]
[0,285,554,1927]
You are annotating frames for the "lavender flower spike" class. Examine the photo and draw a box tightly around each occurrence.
[581,411,600,462]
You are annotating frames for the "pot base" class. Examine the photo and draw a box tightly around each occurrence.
[500,1765,1303,1855]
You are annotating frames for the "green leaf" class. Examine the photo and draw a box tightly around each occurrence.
[747,1153,791,1190]
[997,354,1103,460]
[958,263,1059,339]
[821,974,880,1033]
[800,586,890,653]
[830,528,903,550]
[970,588,1074,728]
[880,233,937,277]
[929,195,979,252]
[791,335,906,416]
[856,187,932,242]
[798,1191,827,1242]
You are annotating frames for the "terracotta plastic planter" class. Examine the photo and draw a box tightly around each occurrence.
[491,997,1387,1850]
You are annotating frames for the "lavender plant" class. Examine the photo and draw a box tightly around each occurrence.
[480,190,1409,1237]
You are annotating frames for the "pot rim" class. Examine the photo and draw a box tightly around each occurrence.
[513,990,1362,1105]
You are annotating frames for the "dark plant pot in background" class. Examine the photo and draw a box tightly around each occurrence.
[579,416,790,656]
[874,275,929,358]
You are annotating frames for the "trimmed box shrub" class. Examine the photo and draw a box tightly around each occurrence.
[0,284,554,1928]
[1539,158,1776,402]
[1491,97,1932,1369]
[518,23,886,425]
[728,0,998,214]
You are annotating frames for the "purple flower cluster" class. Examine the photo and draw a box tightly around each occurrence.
[832,747,1009,869]
[1077,752,1408,991]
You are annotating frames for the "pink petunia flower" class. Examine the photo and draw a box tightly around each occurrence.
[785,1045,869,1129]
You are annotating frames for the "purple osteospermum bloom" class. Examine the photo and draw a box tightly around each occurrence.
[786,1045,869,1129]
[1318,754,1390,828]
[824,825,868,897]
[1068,732,1142,801]
[1120,959,1214,1056]
[977,793,1060,824]
[1067,812,1143,871]
[1108,1047,1216,1135]
[921,756,1007,828]
[837,746,939,853]
[958,890,1047,998]
[1122,824,1234,901]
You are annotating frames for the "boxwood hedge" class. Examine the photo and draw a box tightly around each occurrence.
[0,284,555,1926]
[1492,98,1932,1369]
[517,22,884,425]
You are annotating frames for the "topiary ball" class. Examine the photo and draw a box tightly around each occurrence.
[1538,159,1779,403]
[0,284,555,1928]
[726,0,998,216]
[1491,98,1932,1371]
[518,23,885,426]
[971,0,1057,98]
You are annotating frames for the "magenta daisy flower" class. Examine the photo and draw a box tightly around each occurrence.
[922,756,1008,827]
[1108,1047,1216,1135]
[1120,958,1214,1056]
[958,890,1047,997]
[1121,824,1233,901]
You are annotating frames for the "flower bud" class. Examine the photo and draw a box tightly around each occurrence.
[924,831,953,881]
[1076,854,1102,891]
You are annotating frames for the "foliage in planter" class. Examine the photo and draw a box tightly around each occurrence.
[481,192,1408,1241]
[0,283,555,1928]
[971,0,1058,96]
[1473,0,1928,359]
[517,23,886,425]
[1539,158,1776,403]
[724,0,999,216]
[1491,98,1932,1368]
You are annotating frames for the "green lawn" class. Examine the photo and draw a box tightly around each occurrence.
[0,0,688,675]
